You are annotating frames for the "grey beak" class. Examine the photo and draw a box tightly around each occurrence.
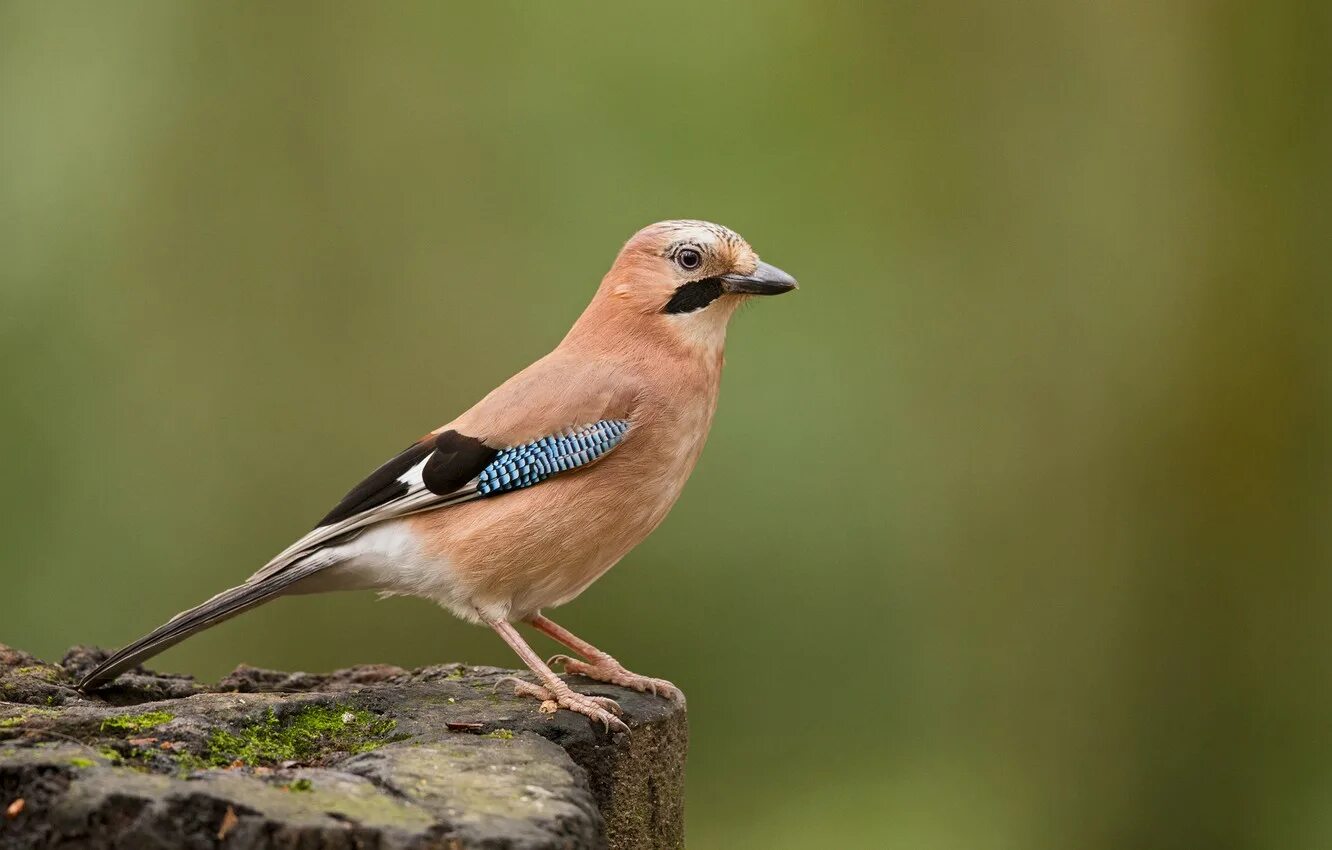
[720,261,798,296]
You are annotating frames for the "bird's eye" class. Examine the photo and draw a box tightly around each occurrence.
[676,248,702,271]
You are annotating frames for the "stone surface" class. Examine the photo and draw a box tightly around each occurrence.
[0,644,687,849]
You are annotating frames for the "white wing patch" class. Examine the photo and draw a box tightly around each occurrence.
[397,456,430,489]
[245,469,482,585]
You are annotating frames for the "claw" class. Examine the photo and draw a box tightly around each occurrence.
[581,702,630,734]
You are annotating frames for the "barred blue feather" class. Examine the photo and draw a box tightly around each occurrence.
[476,420,631,496]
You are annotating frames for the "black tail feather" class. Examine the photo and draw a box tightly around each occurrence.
[78,560,324,692]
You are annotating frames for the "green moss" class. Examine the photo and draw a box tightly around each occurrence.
[204,704,404,767]
[483,728,514,740]
[0,707,58,728]
[13,665,62,682]
[98,747,121,762]
[445,666,466,680]
[100,710,174,734]
[287,778,314,792]
[68,757,95,768]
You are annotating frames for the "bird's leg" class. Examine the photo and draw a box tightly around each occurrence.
[485,615,629,733]
[528,613,684,702]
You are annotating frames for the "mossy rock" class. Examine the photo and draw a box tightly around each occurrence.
[0,644,687,849]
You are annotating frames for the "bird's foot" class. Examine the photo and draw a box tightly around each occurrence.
[548,654,684,702]
[499,676,629,733]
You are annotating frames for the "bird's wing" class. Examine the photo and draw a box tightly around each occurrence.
[247,355,642,583]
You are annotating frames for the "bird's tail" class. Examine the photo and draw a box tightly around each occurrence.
[78,555,329,692]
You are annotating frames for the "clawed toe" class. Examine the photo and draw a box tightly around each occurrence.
[563,694,629,733]
[547,656,684,702]
[649,678,685,702]
[504,675,628,733]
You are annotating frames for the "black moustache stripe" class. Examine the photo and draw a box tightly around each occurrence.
[662,277,724,314]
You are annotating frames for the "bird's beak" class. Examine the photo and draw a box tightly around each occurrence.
[720,261,798,296]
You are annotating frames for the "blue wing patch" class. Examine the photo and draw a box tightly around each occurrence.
[476,419,631,496]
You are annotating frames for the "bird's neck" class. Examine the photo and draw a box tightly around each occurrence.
[559,293,732,376]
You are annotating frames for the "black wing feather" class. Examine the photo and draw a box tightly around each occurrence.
[422,430,498,494]
[315,441,432,527]
[316,430,497,528]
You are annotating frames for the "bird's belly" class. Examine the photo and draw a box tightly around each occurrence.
[407,456,690,621]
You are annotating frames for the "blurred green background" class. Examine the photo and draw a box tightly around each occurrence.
[2,2,1329,847]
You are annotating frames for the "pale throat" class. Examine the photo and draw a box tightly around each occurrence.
[664,300,738,356]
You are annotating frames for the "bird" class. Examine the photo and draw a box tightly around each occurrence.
[78,219,797,732]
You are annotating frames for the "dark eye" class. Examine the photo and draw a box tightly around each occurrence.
[676,248,702,271]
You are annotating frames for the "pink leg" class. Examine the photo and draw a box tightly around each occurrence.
[528,613,684,703]
[486,615,629,733]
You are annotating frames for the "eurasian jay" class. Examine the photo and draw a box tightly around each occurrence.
[79,220,797,732]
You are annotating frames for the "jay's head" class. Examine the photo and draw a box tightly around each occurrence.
[593,220,797,353]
